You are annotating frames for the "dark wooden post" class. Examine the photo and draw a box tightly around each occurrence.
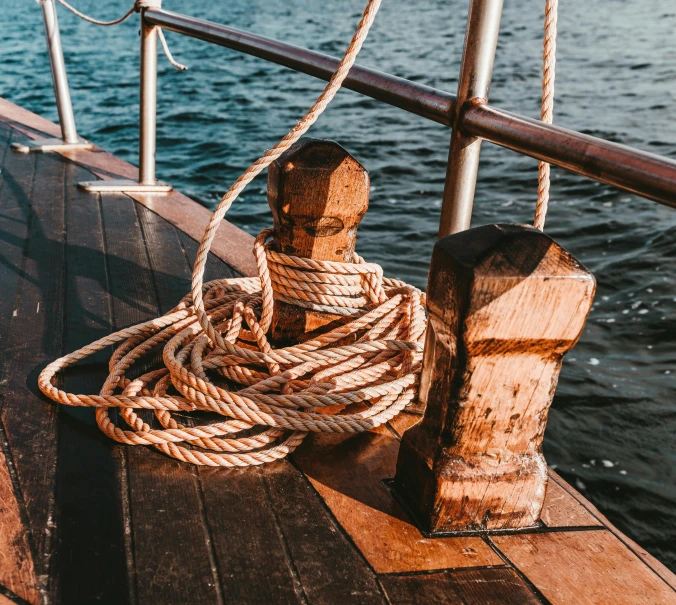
[394,224,595,533]
[268,138,369,345]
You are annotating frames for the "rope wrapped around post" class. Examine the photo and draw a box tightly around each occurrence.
[38,229,426,467]
[37,0,430,468]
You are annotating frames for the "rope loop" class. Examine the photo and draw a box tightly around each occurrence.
[51,0,187,69]
[37,0,427,468]
[38,231,426,467]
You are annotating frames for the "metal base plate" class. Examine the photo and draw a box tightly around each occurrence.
[11,137,93,153]
[78,179,173,193]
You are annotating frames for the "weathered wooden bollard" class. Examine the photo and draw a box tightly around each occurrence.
[268,138,369,345]
[394,224,595,533]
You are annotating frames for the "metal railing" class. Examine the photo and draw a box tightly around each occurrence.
[19,0,676,234]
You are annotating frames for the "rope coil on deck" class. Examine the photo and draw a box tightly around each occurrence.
[38,0,428,467]
[38,230,425,466]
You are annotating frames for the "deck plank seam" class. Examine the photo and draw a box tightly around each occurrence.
[193,472,226,605]
[285,454,392,580]
[0,582,32,605]
[99,192,140,605]
[0,146,43,583]
[483,535,552,605]
[44,153,72,603]
[550,472,676,591]
[376,563,510,578]
[260,471,312,605]
[0,132,40,574]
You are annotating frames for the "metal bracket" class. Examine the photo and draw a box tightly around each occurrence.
[77,179,173,193]
[12,137,93,154]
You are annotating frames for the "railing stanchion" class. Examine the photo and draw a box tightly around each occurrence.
[139,17,158,186]
[437,0,503,236]
[78,11,172,193]
[12,0,92,153]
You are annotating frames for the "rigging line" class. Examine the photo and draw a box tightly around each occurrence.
[534,0,558,230]
[45,0,187,70]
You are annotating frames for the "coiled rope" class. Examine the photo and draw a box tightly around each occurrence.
[534,0,558,230]
[43,0,187,70]
[38,0,429,468]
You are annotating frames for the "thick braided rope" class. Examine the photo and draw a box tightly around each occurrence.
[36,0,426,468]
[534,0,558,230]
[37,233,426,467]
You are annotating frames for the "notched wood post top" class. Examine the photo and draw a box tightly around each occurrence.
[268,138,369,262]
[267,138,370,345]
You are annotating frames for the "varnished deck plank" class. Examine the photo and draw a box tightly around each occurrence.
[492,531,676,604]
[102,196,221,605]
[294,430,501,574]
[0,127,40,605]
[0,149,66,594]
[0,101,674,605]
[51,164,129,604]
[379,568,541,605]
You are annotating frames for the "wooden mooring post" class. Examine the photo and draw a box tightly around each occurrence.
[268,138,369,345]
[394,224,595,533]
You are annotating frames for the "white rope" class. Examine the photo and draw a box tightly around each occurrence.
[534,0,558,230]
[47,0,187,70]
[39,0,401,468]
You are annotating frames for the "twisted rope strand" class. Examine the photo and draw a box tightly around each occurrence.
[534,0,558,230]
[38,0,429,468]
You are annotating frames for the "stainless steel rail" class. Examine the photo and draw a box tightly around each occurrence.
[145,7,676,212]
[11,0,91,153]
[438,0,503,236]
[144,9,455,127]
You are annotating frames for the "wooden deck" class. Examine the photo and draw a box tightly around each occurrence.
[0,98,674,605]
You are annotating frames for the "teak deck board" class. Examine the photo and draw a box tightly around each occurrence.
[0,101,674,604]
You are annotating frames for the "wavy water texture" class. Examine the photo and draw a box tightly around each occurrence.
[1,0,675,571]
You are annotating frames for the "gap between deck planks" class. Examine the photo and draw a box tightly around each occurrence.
[0,102,675,605]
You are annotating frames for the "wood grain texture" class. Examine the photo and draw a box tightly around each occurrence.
[395,224,596,532]
[493,530,676,604]
[540,474,601,528]
[379,567,541,605]
[0,98,257,278]
[106,198,221,605]
[549,471,676,590]
[0,447,38,605]
[268,138,369,345]
[0,151,67,589]
[50,165,130,604]
[294,429,501,574]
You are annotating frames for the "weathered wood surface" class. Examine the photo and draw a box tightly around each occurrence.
[268,138,369,345]
[395,224,596,532]
[0,105,674,604]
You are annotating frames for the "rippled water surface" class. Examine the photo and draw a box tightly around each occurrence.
[3,0,675,570]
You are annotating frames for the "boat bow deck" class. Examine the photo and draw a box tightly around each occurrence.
[0,99,674,605]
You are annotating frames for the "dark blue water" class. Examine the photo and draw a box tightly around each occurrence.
[3,0,675,571]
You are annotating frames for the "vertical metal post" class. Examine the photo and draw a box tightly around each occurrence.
[78,10,171,192]
[12,0,92,153]
[437,0,503,236]
[139,17,158,185]
[43,0,78,144]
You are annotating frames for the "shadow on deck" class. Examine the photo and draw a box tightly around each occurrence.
[0,101,674,605]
